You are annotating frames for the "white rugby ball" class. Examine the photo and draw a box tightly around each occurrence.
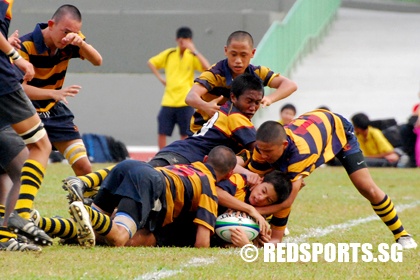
[215,211,260,243]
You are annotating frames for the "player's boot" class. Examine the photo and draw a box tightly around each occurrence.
[0,238,41,252]
[397,235,417,249]
[68,201,95,247]
[8,212,53,246]
[62,176,86,203]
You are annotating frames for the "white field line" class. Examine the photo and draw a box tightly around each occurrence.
[135,201,419,278]
[284,201,420,244]
[136,257,216,280]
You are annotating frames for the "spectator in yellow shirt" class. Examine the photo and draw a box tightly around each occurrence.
[351,113,400,167]
[148,27,210,149]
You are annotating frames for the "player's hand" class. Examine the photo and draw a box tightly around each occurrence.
[8,30,21,49]
[62,32,84,48]
[203,96,223,118]
[260,96,273,108]
[245,171,263,190]
[385,153,399,163]
[230,227,250,247]
[256,228,272,247]
[14,59,34,82]
[248,207,269,236]
[54,85,82,104]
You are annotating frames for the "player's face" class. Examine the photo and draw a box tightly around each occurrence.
[231,90,263,119]
[256,140,286,163]
[48,16,82,49]
[249,182,278,207]
[224,39,256,78]
[280,109,295,125]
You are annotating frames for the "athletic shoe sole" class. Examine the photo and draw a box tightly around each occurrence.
[69,201,95,247]
[62,177,85,203]
[8,212,53,246]
[0,238,41,252]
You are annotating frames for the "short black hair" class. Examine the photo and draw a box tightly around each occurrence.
[256,120,287,144]
[207,146,236,176]
[263,170,292,204]
[280,103,296,114]
[52,4,82,22]
[226,30,253,47]
[176,27,193,39]
[231,73,264,99]
[351,113,370,130]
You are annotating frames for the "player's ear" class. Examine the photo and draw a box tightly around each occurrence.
[282,140,288,149]
[251,48,256,56]
[48,19,55,29]
[224,46,228,56]
[203,155,208,163]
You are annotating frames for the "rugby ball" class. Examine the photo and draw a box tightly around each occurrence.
[215,211,260,243]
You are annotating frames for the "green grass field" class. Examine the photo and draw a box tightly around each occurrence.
[1,163,419,279]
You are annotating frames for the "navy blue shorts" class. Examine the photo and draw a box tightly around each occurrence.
[40,102,81,143]
[94,160,166,230]
[158,106,194,136]
[0,126,26,173]
[335,114,368,175]
[0,88,36,127]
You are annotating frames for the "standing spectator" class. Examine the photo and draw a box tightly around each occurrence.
[148,27,210,149]
[278,103,296,125]
[351,113,400,167]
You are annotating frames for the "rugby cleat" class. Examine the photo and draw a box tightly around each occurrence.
[62,176,86,203]
[397,235,417,249]
[29,209,41,227]
[0,238,42,252]
[68,201,95,247]
[8,212,53,246]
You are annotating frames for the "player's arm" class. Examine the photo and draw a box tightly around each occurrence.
[147,60,166,86]
[194,224,211,248]
[185,83,224,118]
[183,39,210,70]
[261,75,298,107]
[0,33,34,81]
[22,82,81,104]
[63,32,102,66]
[216,187,268,236]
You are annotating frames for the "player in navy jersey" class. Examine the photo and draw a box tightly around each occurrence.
[65,146,237,248]
[0,0,53,249]
[237,109,417,249]
[148,72,263,167]
[185,30,297,134]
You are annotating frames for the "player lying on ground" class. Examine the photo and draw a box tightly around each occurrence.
[235,109,417,249]
[64,145,237,248]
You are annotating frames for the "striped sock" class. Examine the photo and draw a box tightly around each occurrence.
[39,216,77,239]
[15,160,45,219]
[371,194,408,240]
[78,165,115,198]
[85,205,112,236]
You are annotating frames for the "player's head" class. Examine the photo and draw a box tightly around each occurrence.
[176,26,193,52]
[351,113,370,135]
[49,5,82,49]
[255,121,288,163]
[279,103,296,125]
[230,73,264,120]
[249,170,292,207]
[224,31,256,78]
[205,146,237,182]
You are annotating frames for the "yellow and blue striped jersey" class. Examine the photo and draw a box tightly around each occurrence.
[18,23,84,112]
[160,100,256,163]
[249,110,348,182]
[157,162,219,233]
[191,59,279,133]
